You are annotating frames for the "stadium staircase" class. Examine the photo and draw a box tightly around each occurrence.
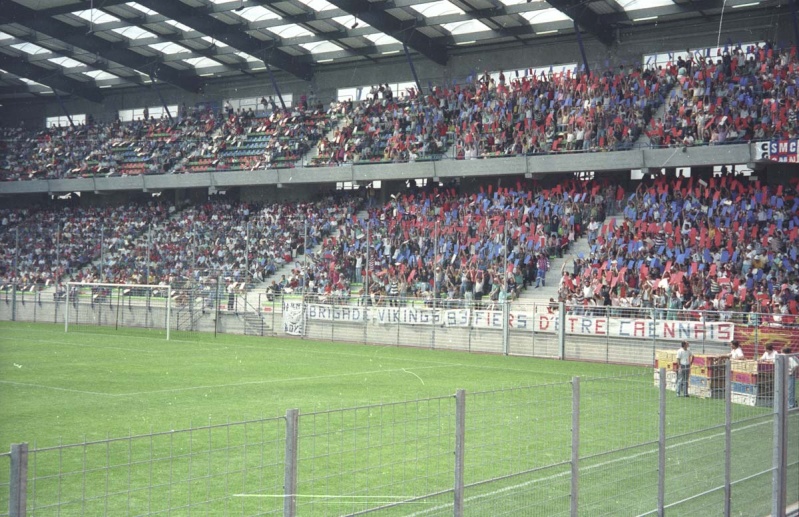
[299,114,348,167]
[173,286,206,332]
[515,215,617,306]
[632,78,677,150]
[236,295,271,335]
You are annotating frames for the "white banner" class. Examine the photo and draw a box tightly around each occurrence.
[305,304,469,327]
[282,301,305,336]
[300,304,734,343]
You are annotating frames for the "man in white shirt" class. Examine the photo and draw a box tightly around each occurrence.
[676,341,694,397]
[761,344,777,362]
[781,346,797,409]
[728,340,745,360]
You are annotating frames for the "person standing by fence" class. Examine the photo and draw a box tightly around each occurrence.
[761,344,777,362]
[782,346,797,409]
[676,340,694,398]
[728,340,745,360]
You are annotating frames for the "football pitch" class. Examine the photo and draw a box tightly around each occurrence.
[0,321,793,516]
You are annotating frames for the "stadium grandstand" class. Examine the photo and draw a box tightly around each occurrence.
[1,0,797,312]
[1,0,798,515]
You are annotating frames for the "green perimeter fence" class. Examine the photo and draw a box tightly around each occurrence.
[3,358,797,516]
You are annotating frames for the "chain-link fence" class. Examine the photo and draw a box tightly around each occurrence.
[5,290,799,368]
[3,361,797,517]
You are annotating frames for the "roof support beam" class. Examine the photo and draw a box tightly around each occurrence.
[5,2,203,93]
[0,53,103,102]
[134,0,313,80]
[6,0,132,20]
[543,0,615,46]
[322,0,449,65]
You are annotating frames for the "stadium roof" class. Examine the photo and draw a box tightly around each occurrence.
[0,0,780,103]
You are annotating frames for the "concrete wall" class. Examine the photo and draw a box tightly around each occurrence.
[0,296,731,367]
[0,142,759,197]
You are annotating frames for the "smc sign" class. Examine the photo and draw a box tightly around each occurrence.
[758,140,799,163]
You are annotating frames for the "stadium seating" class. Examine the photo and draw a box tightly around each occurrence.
[648,44,799,147]
[571,174,799,321]
[303,180,617,305]
[4,44,795,181]
[0,203,170,289]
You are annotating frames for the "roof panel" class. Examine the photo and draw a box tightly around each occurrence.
[296,0,337,11]
[184,56,224,68]
[111,26,158,39]
[71,9,121,24]
[619,0,675,10]
[235,51,262,62]
[440,20,492,35]
[48,56,85,68]
[520,8,572,24]
[164,19,193,32]
[149,42,191,54]
[10,42,51,55]
[236,6,281,22]
[332,16,372,29]
[364,32,401,45]
[84,70,119,80]
[267,24,315,38]
[409,1,464,17]
[201,36,229,47]
[300,41,341,54]
[124,2,158,15]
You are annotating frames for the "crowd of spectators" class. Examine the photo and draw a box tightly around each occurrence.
[80,195,360,290]
[290,180,616,307]
[3,42,795,181]
[0,202,170,289]
[309,88,451,166]
[2,170,798,327]
[556,173,799,324]
[448,63,666,158]
[0,195,361,295]
[649,42,798,147]
[0,102,340,181]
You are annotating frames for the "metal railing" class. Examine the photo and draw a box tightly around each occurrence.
[4,289,799,368]
[4,358,797,516]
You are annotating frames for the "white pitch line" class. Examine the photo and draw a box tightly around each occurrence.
[0,379,114,397]
[0,326,468,368]
[0,335,154,354]
[402,369,425,385]
[233,494,416,498]
[405,419,773,517]
[111,365,450,397]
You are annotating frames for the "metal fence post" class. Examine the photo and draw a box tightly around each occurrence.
[652,308,658,364]
[772,355,788,517]
[64,285,70,333]
[570,376,580,517]
[658,367,666,517]
[284,408,299,517]
[724,360,732,517]
[454,389,466,517]
[502,301,510,356]
[558,302,566,360]
[531,302,536,358]
[9,443,28,517]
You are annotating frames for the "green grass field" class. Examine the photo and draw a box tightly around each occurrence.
[0,321,795,516]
